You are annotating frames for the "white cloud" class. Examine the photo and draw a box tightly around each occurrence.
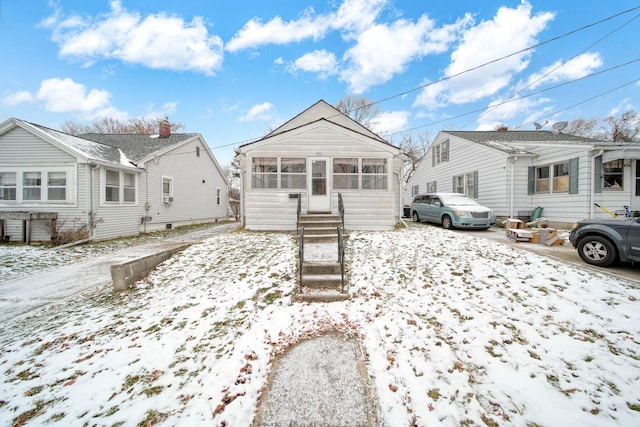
[341,15,471,93]
[524,53,603,89]
[2,90,34,106]
[415,2,555,108]
[239,102,277,122]
[289,50,338,79]
[369,110,410,135]
[475,96,551,130]
[42,0,223,75]
[3,77,127,120]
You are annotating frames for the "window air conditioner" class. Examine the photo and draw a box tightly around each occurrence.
[163,195,174,204]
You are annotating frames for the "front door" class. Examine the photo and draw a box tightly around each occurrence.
[309,158,331,212]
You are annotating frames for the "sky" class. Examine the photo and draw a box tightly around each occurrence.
[1,224,639,426]
[1,0,639,167]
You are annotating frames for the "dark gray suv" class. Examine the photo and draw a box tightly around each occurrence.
[569,217,640,267]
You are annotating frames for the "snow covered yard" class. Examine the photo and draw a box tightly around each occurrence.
[1,226,639,426]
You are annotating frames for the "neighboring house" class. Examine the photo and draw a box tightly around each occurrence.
[404,130,640,227]
[0,118,228,242]
[236,100,408,231]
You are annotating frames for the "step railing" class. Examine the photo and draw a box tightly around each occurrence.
[296,192,302,230]
[338,192,345,229]
[337,226,345,293]
[298,226,304,292]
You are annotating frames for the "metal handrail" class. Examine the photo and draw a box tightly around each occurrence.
[296,192,302,230]
[298,226,304,292]
[337,226,345,293]
[338,192,345,229]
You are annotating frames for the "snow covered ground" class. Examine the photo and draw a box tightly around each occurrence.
[1,224,639,426]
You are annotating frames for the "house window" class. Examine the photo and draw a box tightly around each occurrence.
[47,171,67,201]
[426,181,437,192]
[553,162,569,192]
[252,157,277,189]
[280,158,306,189]
[453,173,475,196]
[411,185,419,197]
[333,158,359,189]
[196,146,200,157]
[362,158,387,190]
[216,187,221,205]
[433,139,450,166]
[603,160,623,189]
[105,170,120,202]
[636,162,640,196]
[0,172,17,201]
[535,166,550,193]
[105,169,136,203]
[162,177,173,204]
[23,172,42,201]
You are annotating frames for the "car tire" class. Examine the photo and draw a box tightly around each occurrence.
[412,211,420,223]
[577,235,618,267]
[441,215,453,230]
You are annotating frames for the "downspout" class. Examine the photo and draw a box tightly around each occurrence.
[590,150,603,218]
[88,162,99,239]
[509,156,518,218]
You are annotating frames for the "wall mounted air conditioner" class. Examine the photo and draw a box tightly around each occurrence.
[163,196,174,204]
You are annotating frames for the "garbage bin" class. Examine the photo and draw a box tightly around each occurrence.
[403,206,411,218]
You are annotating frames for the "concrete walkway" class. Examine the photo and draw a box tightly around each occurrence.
[0,222,239,322]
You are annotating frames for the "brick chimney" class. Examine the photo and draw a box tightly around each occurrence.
[159,118,170,138]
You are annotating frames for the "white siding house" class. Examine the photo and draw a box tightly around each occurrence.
[237,100,407,231]
[0,118,228,242]
[405,130,640,227]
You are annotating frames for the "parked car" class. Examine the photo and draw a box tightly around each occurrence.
[410,193,496,230]
[569,217,640,267]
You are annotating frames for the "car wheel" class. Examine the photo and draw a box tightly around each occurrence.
[412,211,420,223]
[441,215,453,230]
[577,236,618,267]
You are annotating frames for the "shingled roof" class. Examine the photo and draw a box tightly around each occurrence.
[80,133,198,163]
[442,130,603,144]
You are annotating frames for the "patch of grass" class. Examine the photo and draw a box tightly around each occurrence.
[12,399,52,426]
[142,386,164,397]
[528,350,541,360]
[137,410,168,426]
[627,402,640,412]
[427,389,440,400]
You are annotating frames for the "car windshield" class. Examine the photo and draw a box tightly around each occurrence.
[440,194,480,206]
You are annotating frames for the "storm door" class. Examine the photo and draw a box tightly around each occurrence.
[308,158,331,212]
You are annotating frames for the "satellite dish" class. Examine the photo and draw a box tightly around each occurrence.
[552,121,567,132]
[533,120,548,130]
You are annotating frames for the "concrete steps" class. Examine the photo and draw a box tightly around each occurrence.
[297,213,348,302]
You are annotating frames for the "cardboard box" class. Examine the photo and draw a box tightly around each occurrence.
[506,228,533,242]
[505,218,524,230]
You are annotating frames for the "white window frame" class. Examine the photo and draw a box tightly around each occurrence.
[0,167,73,204]
[251,157,278,189]
[603,159,623,190]
[102,168,138,205]
[0,171,17,201]
[280,158,306,189]
[426,180,437,193]
[434,139,450,166]
[216,187,221,206]
[333,158,359,190]
[361,158,388,190]
[162,176,174,204]
[411,185,419,197]
[453,172,475,196]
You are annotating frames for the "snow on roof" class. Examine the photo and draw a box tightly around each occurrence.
[80,133,197,162]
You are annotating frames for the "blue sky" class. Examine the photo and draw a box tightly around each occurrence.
[1,0,639,167]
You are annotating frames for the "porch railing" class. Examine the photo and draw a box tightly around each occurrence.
[337,226,345,292]
[296,192,302,230]
[298,226,304,292]
[338,192,345,229]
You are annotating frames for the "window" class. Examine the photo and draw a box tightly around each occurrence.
[411,185,419,197]
[636,162,640,196]
[280,158,306,189]
[47,172,67,201]
[105,170,120,202]
[105,169,137,204]
[252,157,277,189]
[603,159,623,189]
[0,172,16,201]
[362,158,387,189]
[426,181,437,193]
[162,177,173,204]
[196,146,200,157]
[216,187,221,205]
[433,139,450,166]
[535,166,550,193]
[553,162,569,192]
[333,158,358,189]
[23,172,42,201]
[453,172,476,197]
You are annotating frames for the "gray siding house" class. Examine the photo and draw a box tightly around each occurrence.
[237,100,408,231]
[405,130,640,227]
[0,118,228,242]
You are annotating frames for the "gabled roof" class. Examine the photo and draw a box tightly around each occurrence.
[80,133,198,163]
[240,99,397,150]
[0,118,136,168]
[442,130,604,144]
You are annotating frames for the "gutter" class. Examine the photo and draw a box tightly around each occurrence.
[509,156,518,218]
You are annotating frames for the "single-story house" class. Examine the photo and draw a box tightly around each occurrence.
[404,129,640,227]
[236,100,408,231]
[0,118,228,242]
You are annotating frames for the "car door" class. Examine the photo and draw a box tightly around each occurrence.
[414,195,429,219]
[427,196,442,222]
[625,218,640,260]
